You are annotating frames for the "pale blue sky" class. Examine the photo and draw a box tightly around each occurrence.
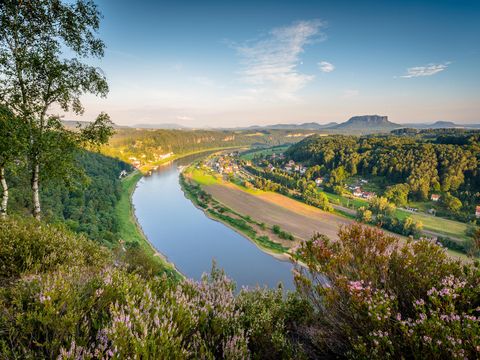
[70,0,480,127]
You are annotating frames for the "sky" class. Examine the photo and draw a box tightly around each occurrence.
[68,0,480,127]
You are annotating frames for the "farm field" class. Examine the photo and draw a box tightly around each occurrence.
[202,181,356,241]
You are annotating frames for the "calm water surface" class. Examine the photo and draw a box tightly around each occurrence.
[132,154,295,290]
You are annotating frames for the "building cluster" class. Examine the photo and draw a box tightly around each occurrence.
[128,152,174,169]
[207,153,240,175]
[283,160,307,174]
[351,186,376,200]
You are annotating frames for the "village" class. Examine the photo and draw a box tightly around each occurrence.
[201,148,480,221]
[127,152,174,169]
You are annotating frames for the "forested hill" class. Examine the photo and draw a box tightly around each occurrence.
[9,151,132,245]
[286,131,480,217]
[102,128,319,164]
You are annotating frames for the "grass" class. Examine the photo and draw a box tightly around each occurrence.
[182,166,289,255]
[318,187,470,242]
[345,175,387,194]
[186,157,476,258]
[406,211,470,241]
[320,189,369,209]
[240,145,290,161]
[189,168,220,186]
[115,171,180,277]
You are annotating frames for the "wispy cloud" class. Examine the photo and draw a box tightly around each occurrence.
[233,20,325,100]
[319,61,335,73]
[401,62,450,78]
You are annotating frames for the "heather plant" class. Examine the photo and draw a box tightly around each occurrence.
[294,223,480,358]
[236,287,312,359]
[1,218,309,359]
[0,216,109,280]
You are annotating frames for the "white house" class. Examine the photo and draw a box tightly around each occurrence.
[315,177,324,186]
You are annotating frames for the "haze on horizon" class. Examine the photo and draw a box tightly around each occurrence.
[67,0,480,128]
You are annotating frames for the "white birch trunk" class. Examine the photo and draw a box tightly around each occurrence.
[0,166,8,218]
[31,162,41,220]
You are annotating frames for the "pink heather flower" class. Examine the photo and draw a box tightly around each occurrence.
[39,294,51,303]
[414,299,425,306]
[423,336,432,343]
[348,280,364,292]
[427,287,437,296]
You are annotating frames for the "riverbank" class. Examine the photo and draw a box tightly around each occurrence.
[184,160,475,263]
[180,164,295,261]
[116,147,253,279]
[115,171,182,278]
[180,166,298,261]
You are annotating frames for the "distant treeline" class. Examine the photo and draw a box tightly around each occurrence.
[102,128,318,164]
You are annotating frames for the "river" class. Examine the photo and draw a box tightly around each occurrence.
[132,154,295,290]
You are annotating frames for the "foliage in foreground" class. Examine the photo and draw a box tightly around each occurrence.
[1,217,479,359]
[294,224,480,359]
[0,217,307,359]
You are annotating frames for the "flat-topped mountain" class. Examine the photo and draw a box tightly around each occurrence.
[333,115,400,130]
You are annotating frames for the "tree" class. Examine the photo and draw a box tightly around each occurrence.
[403,217,423,237]
[442,192,462,213]
[369,196,396,216]
[0,105,26,217]
[329,166,347,185]
[0,0,109,219]
[384,183,409,207]
[357,206,373,222]
[302,183,333,212]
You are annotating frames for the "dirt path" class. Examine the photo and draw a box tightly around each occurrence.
[203,182,352,241]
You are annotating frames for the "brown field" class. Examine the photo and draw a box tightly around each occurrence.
[198,179,470,263]
[203,182,352,241]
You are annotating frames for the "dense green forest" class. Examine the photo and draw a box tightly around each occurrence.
[8,151,132,245]
[102,128,318,165]
[287,130,480,220]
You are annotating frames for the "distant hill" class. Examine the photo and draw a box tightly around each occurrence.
[133,123,189,129]
[331,115,400,131]
[62,120,127,129]
[243,122,338,131]
[403,121,480,129]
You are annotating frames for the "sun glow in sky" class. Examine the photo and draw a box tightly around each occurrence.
[69,0,480,127]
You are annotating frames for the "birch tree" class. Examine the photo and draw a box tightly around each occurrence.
[0,0,109,219]
[0,105,25,218]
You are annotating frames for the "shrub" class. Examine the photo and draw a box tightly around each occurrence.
[293,224,480,359]
[0,216,109,280]
[0,218,305,359]
[272,224,294,240]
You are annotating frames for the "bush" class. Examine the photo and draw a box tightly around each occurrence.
[0,218,305,359]
[0,217,109,280]
[293,224,480,359]
[273,224,294,240]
